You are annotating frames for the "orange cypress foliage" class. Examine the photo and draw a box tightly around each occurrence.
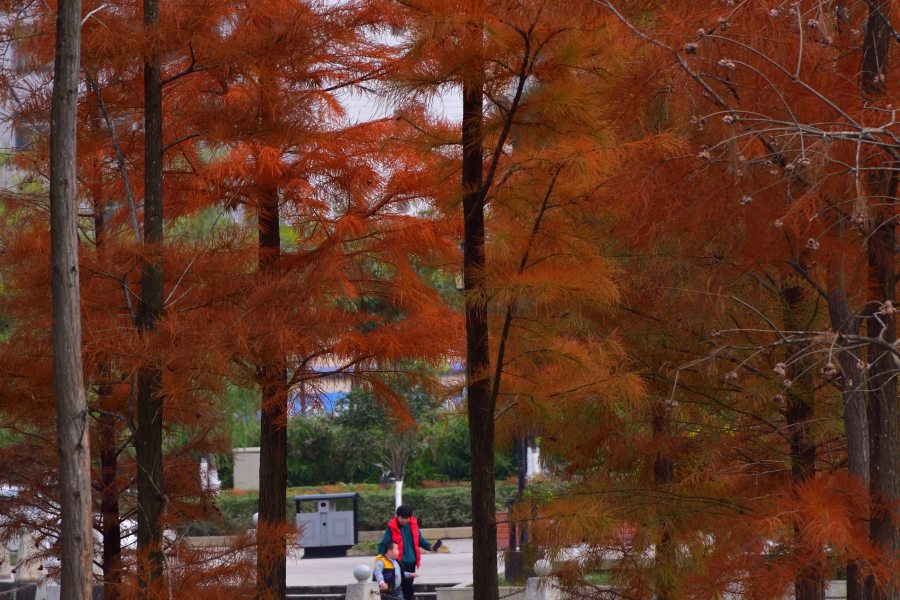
[384,2,643,598]
[0,0,461,598]
[179,3,463,596]
[521,0,900,598]
[531,247,880,600]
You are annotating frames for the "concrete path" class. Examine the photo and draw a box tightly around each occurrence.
[441,539,472,554]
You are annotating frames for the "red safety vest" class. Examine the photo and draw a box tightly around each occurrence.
[388,516,421,568]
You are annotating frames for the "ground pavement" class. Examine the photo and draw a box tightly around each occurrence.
[286,539,477,586]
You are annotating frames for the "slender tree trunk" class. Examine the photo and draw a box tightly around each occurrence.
[93,176,123,600]
[861,0,891,96]
[866,215,899,600]
[826,218,870,479]
[782,283,824,600]
[826,215,869,600]
[860,3,897,597]
[861,2,899,596]
[652,405,675,600]
[49,2,93,598]
[99,408,122,600]
[202,453,220,492]
[462,76,499,600]
[256,189,288,600]
[136,0,165,592]
[394,479,403,509]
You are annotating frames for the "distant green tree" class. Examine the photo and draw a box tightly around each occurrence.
[286,415,369,486]
[214,383,518,489]
[213,386,261,489]
[405,416,517,484]
[334,386,442,506]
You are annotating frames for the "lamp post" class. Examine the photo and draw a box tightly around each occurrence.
[505,435,530,583]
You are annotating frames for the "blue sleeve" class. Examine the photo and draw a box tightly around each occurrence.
[378,529,392,556]
[418,530,432,551]
[373,558,385,583]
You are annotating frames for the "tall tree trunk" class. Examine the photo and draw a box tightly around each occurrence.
[256,190,288,600]
[652,405,675,600]
[99,403,122,600]
[861,0,891,96]
[861,5,898,595]
[49,2,93,598]
[866,215,899,600]
[826,218,870,478]
[90,172,123,600]
[462,76,499,600]
[826,215,868,600]
[782,283,824,600]
[95,200,122,600]
[136,0,165,591]
[202,453,220,492]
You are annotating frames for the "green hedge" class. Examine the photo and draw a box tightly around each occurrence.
[180,485,518,536]
[177,492,294,537]
[354,486,517,530]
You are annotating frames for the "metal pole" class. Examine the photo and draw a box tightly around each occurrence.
[517,437,528,549]
[517,437,527,497]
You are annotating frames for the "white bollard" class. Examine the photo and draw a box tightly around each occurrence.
[533,560,552,577]
[347,565,380,600]
[524,560,557,600]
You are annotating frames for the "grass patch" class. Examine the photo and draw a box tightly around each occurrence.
[584,571,611,586]
[348,541,380,556]
[464,571,610,587]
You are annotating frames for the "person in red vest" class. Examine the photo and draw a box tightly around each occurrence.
[377,505,443,600]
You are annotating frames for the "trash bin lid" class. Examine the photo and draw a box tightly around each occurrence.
[293,492,360,501]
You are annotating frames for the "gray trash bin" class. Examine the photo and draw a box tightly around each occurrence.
[295,493,359,558]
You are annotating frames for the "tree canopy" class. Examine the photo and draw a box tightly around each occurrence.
[0,0,898,599]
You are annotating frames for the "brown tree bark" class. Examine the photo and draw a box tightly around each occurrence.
[136,0,165,592]
[92,174,123,600]
[652,405,675,600]
[825,216,869,600]
[49,1,93,598]
[462,77,499,600]
[860,4,899,596]
[861,0,891,96]
[256,189,288,600]
[826,218,870,480]
[866,215,899,600]
[782,283,824,600]
[99,406,122,600]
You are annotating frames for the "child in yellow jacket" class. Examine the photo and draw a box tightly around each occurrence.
[374,540,417,597]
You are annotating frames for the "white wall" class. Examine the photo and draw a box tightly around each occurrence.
[233,447,261,490]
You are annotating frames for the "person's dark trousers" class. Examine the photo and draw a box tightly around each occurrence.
[401,562,416,600]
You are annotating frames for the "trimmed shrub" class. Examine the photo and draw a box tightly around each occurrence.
[177,492,296,536]
[356,486,517,530]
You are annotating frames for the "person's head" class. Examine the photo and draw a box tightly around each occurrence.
[383,539,399,560]
[396,505,413,526]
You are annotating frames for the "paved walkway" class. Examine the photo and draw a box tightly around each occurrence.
[286,539,477,587]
